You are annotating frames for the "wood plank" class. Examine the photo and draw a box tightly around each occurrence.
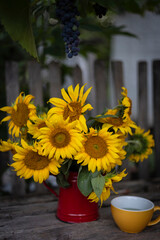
[5,61,19,105]
[4,61,26,196]
[0,192,159,240]
[28,61,43,106]
[138,61,149,180]
[94,59,109,114]
[111,61,124,100]
[48,61,61,99]
[153,60,160,178]
[72,65,83,88]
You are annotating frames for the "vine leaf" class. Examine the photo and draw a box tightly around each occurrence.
[0,0,38,60]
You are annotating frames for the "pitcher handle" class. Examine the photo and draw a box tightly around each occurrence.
[43,181,59,198]
[147,206,160,226]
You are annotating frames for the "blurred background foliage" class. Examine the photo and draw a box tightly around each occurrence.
[0,0,160,63]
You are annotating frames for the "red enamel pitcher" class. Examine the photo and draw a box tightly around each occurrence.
[44,171,99,223]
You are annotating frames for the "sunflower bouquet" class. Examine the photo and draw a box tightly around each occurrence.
[0,84,155,205]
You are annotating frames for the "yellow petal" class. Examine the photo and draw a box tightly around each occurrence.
[42,168,49,180]
[0,106,13,113]
[73,84,79,102]
[61,88,71,103]
[24,95,35,104]
[1,115,11,123]
[49,98,66,107]
[79,84,86,102]
[33,170,39,182]
[67,85,75,101]
[21,139,29,149]
[79,115,88,132]
[81,87,92,105]
[81,103,93,113]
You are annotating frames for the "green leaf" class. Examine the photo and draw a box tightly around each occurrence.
[0,0,38,60]
[91,174,105,198]
[93,114,119,119]
[77,166,93,197]
[91,170,100,178]
[56,173,70,188]
[90,0,109,8]
[104,171,116,182]
[60,159,73,175]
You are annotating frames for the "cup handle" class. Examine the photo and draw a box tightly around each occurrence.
[147,206,160,226]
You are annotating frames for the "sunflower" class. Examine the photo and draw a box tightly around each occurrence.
[74,127,126,173]
[88,169,127,205]
[98,108,137,135]
[47,84,93,132]
[0,93,36,137]
[37,115,83,160]
[27,113,47,138]
[11,139,61,183]
[0,139,17,154]
[128,127,155,163]
[120,87,132,117]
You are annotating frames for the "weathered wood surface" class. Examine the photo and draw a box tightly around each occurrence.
[153,60,160,178]
[138,61,149,180]
[28,61,43,107]
[94,59,109,114]
[111,61,124,100]
[0,180,160,240]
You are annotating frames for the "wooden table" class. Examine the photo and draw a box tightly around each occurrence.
[0,180,160,240]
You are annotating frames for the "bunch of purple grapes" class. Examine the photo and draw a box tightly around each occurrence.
[56,0,80,58]
[94,3,107,18]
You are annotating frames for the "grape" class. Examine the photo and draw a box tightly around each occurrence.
[94,3,107,18]
[56,0,80,58]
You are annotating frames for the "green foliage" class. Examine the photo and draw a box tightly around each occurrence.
[90,0,160,14]
[56,172,70,188]
[0,0,159,60]
[0,0,38,60]
[56,159,73,188]
[77,166,106,198]
[60,158,73,176]
[77,166,93,196]
[91,174,105,198]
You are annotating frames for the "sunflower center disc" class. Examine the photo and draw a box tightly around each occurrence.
[11,103,29,127]
[63,102,82,122]
[84,136,107,158]
[24,151,50,170]
[51,128,71,148]
[55,133,66,144]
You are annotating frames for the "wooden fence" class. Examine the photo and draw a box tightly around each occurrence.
[0,58,160,195]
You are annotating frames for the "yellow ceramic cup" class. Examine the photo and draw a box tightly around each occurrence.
[111,196,160,233]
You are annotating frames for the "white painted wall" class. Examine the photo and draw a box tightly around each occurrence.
[110,11,160,126]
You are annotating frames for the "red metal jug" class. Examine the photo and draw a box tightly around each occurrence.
[44,172,99,223]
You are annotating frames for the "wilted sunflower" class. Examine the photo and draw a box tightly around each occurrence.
[0,139,17,154]
[88,169,127,205]
[0,93,36,137]
[37,115,83,160]
[128,127,155,163]
[11,139,61,183]
[47,84,93,132]
[74,127,126,173]
[27,113,47,138]
[98,108,137,135]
